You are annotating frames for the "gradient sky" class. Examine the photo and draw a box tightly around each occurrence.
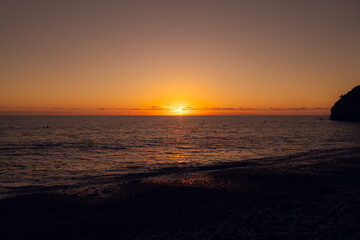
[1,0,359,115]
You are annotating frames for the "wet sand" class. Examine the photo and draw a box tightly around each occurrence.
[1,147,360,240]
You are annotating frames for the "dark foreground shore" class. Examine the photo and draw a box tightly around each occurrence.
[1,148,360,240]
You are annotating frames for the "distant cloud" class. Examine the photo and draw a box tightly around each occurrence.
[238,107,256,111]
[269,107,328,111]
[146,106,169,110]
[0,106,329,114]
[269,107,286,111]
[209,107,236,110]
[309,107,328,110]
[184,107,202,110]
[288,107,306,111]
[117,106,329,112]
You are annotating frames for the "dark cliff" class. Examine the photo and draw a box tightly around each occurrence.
[330,85,360,121]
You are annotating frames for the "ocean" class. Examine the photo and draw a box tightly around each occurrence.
[1,115,359,197]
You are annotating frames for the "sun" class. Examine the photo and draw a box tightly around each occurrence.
[176,108,183,115]
[168,105,187,115]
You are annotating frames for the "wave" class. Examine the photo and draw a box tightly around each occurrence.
[0,142,130,153]
[2,146,360,199]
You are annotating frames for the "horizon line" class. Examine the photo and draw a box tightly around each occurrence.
[0,114,330,117]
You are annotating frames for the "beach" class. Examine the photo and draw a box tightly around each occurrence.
[1,147,360,240]
[2,0,360,239]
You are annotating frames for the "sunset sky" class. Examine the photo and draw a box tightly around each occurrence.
[1,0,359,115]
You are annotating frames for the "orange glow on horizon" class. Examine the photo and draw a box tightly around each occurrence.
[0,104,330,116]
[1,1,359,116]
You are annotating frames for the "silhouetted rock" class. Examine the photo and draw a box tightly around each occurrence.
[330,85,360,121]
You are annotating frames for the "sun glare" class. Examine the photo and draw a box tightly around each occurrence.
[177,108,183,115]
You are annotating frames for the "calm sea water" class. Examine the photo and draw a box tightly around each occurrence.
[1,116,360,196]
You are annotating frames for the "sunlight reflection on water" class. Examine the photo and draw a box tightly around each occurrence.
[0,116,359,192]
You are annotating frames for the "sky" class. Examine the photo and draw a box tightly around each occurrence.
[0,0,359,115]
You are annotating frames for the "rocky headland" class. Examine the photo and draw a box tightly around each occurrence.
[330,85,360,121]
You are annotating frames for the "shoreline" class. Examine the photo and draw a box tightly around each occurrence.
[2,147,360,199]
[1,147,360,239]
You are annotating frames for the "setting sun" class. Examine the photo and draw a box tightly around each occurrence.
[1,1,360,239]
[177,108,183,115]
